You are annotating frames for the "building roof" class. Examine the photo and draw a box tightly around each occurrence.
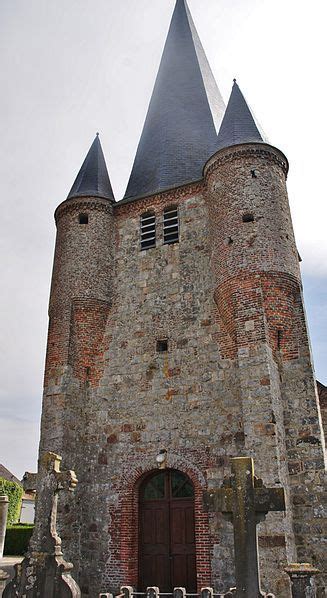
[123,0,225,201]
[22,492,36,501]
[67,134,115,201]
[0,464,21,486]
[216,79,267,151]
[317,381,327,404]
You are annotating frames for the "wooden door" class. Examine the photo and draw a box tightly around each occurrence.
[139,470,196,592]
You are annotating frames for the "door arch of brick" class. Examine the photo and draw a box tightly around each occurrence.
[115,457,212,592]
[139,469,196,591]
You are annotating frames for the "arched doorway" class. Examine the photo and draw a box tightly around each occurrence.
[139,469,196,592]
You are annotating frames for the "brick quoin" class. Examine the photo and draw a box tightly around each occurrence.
[69,299,110,385]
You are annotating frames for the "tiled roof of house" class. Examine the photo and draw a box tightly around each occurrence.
[0,464,21,486]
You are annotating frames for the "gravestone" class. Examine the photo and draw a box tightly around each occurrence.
[285,564,319,598]
[0,569,9,596]
[204,457,285,598]
[3,452,81,598]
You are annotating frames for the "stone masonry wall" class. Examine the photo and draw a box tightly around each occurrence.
[39,152,326,598]
[91,184,241,595]
[204,144,326,596]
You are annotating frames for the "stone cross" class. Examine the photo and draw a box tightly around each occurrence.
[23,452,77,554]
[204,457,285,598]
[3,452,80,598]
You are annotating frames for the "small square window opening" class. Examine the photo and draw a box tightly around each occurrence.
[79,213,89,224]
[156,339,168,353]
[242,213,254,223]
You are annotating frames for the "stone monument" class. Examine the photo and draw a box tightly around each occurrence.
[3,452,81,598]
[285,564,320,598]
[0,491,9,559]
[204,457,285,597]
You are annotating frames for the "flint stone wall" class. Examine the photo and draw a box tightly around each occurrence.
[39,149,326,598]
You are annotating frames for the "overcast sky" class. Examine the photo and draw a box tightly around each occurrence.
[0,0,326,479]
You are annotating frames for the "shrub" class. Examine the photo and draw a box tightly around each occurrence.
[0,477,23,524]
[4,524,34,556]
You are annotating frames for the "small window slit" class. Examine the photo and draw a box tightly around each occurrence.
[79,213,88,224]
[242,213,255,223]
[156,339,168,353]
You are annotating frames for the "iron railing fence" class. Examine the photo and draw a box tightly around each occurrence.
[99,585,239,598]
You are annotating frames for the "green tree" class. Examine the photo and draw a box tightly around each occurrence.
[0,477,23,524]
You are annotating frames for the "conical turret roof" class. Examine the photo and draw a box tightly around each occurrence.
[216,80,267,151]
[124,0,225,201]
[67,134,115,201]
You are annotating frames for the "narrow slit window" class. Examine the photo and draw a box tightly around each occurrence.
[79,213,88,224]
[141,212,156,250]
[164,206,179,244]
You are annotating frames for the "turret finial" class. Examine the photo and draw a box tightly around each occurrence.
[67,135,115,201]
[216,79,267,151]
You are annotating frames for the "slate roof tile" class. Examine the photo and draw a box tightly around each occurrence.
[123,0,225,201]
[216,79,267,151]
[67,134,115,201]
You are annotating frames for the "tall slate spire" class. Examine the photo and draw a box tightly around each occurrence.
[216,80,267,151]
[124,0,225,201]
[67,134,115,201]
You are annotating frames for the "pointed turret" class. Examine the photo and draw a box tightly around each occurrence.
[67,134,115,201]
[124,0,225,200]
[216,80,267,151]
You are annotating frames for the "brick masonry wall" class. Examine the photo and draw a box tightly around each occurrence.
[38,148,326,598]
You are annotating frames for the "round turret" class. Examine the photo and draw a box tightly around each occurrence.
[45,135,115,385]
[204,141,302,361]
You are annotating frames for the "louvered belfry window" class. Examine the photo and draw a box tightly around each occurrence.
[163,206,179,244]
[140,212,156,250]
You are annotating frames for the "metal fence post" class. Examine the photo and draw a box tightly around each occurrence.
[121,586,134,598]
[146,587,159,598]
[201,587,214,598]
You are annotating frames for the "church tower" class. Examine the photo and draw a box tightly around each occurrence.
[38,1,326,596]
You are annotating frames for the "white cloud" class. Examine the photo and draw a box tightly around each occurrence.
[0,0,326,467]
[299,241,327,278]
[0,417,39,480]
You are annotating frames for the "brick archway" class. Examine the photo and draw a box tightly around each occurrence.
[139,469,196,591]
[115,456,212,591]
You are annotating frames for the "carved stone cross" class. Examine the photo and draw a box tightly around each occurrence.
[204,457,285,598]
[24,452,78,554]
[3,452,80,598]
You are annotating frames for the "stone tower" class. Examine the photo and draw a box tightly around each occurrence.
[37,1,326,596]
